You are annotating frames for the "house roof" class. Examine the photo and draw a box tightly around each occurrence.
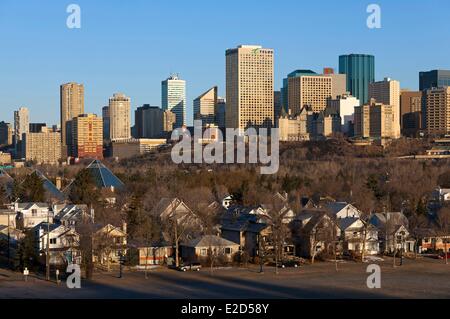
[16,202,49,210]
[184,235,239,248]
[33,170,65,201]
[370,212,409,230]
[86,160,125,190]
[337,217,361,231]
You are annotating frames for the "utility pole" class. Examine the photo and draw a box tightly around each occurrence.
[46,210,50,281]
[7,213,10,269]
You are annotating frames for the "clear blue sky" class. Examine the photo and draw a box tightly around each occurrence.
[0,0,449,126]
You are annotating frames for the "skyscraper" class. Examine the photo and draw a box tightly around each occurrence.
[0,122,13,146]
[60,82,84,156]
[162,75,186,128]
[109,93,131,140]
[328,94,360,135]
[419,70,450,91]
[215,98,226,129]
[14,107,29,157]
[339,54,375,105]
[71,114,103,159]
[288,74,332,114]
[400,90,422,137]
[226,45,274,133]
[102,106,110,141]
[134,104,175,138]
[424,87,450,136]
[281,70,317,114]
[23,127,61,164]
[194,86,217,127]
[369,78,401,139]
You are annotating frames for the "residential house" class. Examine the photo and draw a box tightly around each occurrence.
[220,213,271,259]
[337,217,379,256]
[292,210,335,259]
[325,202,362,219]
[93,223,127,267]
[34,222,80,265]
[134,244,174,266]
[181,235,240,264]
[418,228,450,253]
[53,204,92,227]
[369,212,414,253]
[15,203,53,230]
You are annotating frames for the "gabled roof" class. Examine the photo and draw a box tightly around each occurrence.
[86,160,125,190]
[33,170,66,201]
[337,217,361,231]
[184,235,239,248]
[16,202,49,210]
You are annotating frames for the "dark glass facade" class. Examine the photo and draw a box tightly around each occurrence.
[419,70,450,91]
[339,54,375,105]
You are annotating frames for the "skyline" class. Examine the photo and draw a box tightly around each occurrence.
[1,0,450,125]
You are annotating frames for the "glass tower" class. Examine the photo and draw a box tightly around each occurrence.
[339,54,375,105]
[419,70,450,91]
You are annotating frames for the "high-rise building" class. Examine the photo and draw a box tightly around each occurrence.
[0,122,13,146]
[60,83,84,155]
[354,99,394,139]
[14,107,29,158]
[369,78,401,139]
[134,104,175,138]
[400,90,422,137]
[194,86,217,127]
[274,91,282,122]
[102,106,110,141]
[339,54,375,105]
[29,123,47,133]
[419,70,450,91]
[424,87,450,136]
[215,98,226,129]
[226,45,274,133]
[109,93,131,140]
[71,114,103,159]
[162,75,186,128]
[328,94,360,135]
[288,74,332,115]
[23,127,61,164]
[281,70,317,115]
[328,73,347,99]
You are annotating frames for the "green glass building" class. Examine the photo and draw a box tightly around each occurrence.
[339,54,375,105]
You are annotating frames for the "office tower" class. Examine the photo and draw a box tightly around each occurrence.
[109,93,131,140]
[424,87,450,136]
[288,74,332,115]
[23,127,61,164]
[29,123,47,133]
[281,70,317,116]
[328,94,360,135]
[194,86,217,127]
[274,91,282,121]
[354,104,371,138]
[14,107,29,158]
[328,73,347,99]
[339,54,375,104]
[135,104,175,138]
[419,70,450,91]
[369,78,401,139]
[102,106,110,141]
[60,83,84,154]
[162,75,186,128]
[226,45,274,133]
[0,122,13,145]
[400,90,423,137]
[215,98,226,129]
[354,99,394,139]
[71,114,103,159]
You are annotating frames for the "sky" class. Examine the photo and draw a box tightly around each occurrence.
[0,0,449,126]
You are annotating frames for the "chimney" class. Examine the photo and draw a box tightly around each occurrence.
[122,221,127,234]
[55,177,62,190]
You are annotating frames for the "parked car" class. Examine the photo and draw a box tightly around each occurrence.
[437,252,450,260]
[177,263,202,272]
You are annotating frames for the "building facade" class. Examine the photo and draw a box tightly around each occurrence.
[339,54,375,105]
[109,93,131,140]
[226,45,274,133]
[194,86,217,127]
[60,83,84,155]
[71,114,103,159]
[13,107,29,157]
[23,128,62,164]
[288,75,332,115]
[215,97,226,129]
[419,70,450,91]
[0,122,13,146]
[102,106,110,141]
[425,87,450,136]
[135,105,175,138]
[328,94,360,135]
[369,78,401,139]
[400,90,422,137]
[162,75,186,129]
[354,99,394,139]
